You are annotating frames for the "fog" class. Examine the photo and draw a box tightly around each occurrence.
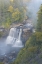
[28,0,42,18]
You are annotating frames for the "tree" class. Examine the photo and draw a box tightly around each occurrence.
[37,4,42,32]
[8,6,14,12]
[12,8,20,21]
[10,0,13,2]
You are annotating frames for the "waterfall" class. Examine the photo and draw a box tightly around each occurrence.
[6,27,23,47]
[6,28,17,45]
[13,29,23,47]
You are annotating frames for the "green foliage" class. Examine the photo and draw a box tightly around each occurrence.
[5,18,11,28]
[12,8,20,21]
[8,6,14,12]
[26,32,42,47]
[39,54,42,58]
[2,18,11,29]
[37,4,42,31]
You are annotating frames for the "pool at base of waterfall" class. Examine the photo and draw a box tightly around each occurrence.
[0,42,23,64]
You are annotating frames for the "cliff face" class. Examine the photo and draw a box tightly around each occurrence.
[22,30,32,44]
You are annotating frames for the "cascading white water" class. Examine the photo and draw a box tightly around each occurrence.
[6,27,23,47]
[13,29,23,47]
[18,29,22,40]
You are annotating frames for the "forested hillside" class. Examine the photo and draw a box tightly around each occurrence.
[0,0,29,28]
